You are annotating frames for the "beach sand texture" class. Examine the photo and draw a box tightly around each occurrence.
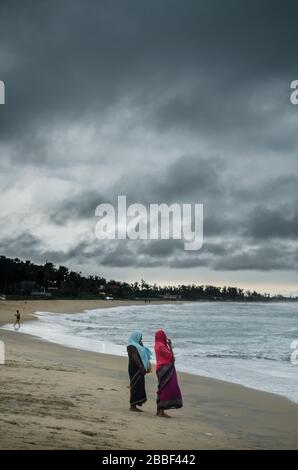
[1,300,298,449]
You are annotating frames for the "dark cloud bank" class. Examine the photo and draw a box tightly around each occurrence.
[0,1,298,290]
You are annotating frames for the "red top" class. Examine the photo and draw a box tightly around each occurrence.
[154,329,174,371]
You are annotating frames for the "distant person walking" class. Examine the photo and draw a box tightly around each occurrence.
[154,330,183,417]
[127,331,152,412]
[14,310,21,329]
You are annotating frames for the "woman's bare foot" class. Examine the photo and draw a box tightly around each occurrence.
[130,405,143,412]
[156,410,171,418]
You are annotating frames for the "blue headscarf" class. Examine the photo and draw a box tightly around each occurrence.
[128,331,152,371]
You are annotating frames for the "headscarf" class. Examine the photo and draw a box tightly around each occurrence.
[154,329,174,370]
[128,331,152,371]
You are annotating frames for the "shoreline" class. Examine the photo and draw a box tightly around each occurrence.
[1,298,297,405]
[0,298,186,327]
[1,299,298,449]
[3,309,298,408]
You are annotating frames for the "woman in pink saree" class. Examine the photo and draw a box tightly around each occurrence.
[154,329,183,417]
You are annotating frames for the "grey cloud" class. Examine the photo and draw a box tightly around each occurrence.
[0,232,69,265]
[1,1,298,289]
[108,154,224,204]
[247,205,298,240]
[0,232,42,260]
[51,190,106,225]
[233,175,298,206]
[49,153,227,221]
[1,1,298,157]
[214,244,298,272]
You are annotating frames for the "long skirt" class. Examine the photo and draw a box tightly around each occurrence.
[129,363,147,406]
[156,362,183,410]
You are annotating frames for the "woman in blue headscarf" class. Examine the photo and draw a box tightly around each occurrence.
[127,331,152,412]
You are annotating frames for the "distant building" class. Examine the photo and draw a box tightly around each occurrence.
[31,288,52,298]
[162,294,181,300]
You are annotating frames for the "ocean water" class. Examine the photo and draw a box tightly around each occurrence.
[2,301,298,403]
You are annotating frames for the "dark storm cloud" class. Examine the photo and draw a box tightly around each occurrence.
[99,154,223,205]
[0,232,42,260]
[49,153,238,238]
[1,0,298,280]
[51,190,106,225]
[49,236,298,272]
[0,231,81,265]
[45,150,298,271]
[84,239,211,269]
[48,154,221,213]
[214,244,297,272]
[233,175,298,206]
[1,0,298,152]
[247,205,298,239]
[48,238,227,271]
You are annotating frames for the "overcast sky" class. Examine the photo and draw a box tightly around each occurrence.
[0,0,298,294]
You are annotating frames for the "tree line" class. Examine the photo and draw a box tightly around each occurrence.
[0,255,294,301]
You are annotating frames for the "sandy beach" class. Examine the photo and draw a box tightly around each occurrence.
[1,299,298,450]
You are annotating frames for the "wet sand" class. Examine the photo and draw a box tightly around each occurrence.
[0,300,298,449]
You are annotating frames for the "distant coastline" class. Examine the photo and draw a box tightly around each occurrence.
[1,255,297,302]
